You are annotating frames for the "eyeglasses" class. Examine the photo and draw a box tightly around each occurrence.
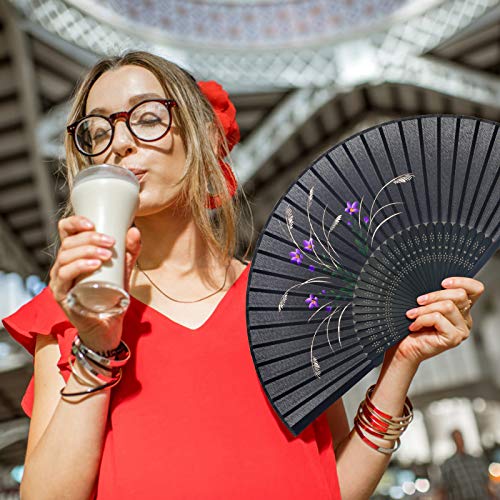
[67,99,177,157]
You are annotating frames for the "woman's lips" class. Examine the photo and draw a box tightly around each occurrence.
[126,168,147,182]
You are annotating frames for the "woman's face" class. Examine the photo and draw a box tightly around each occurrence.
[85,65,187,216]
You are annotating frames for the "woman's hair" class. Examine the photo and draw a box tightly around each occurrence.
[60,50,250,264]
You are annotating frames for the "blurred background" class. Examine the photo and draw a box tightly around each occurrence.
[0,0,499,498]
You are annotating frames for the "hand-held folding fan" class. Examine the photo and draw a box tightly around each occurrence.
[246,115,500,436]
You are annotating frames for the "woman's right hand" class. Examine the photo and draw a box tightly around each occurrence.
[49,215,142,353]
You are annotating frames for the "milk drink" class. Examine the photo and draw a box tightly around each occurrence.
[68,165,139,315]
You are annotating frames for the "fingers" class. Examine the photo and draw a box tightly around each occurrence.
[406,300,465,330]
[126,226,142,258]
[408,310,468,348]
[50,259,103,300]
[124,227,142,292]
[60,231,115,252]
[416,288,470,310]
[50,216,117,303]
[57,245,113,267]
[441,277,485,305]
[57,215,95,239]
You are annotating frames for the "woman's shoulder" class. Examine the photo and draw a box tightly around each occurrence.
[229,258,250,287]
[2,286,72,356]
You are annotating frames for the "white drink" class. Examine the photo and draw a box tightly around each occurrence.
[67,165,139,316]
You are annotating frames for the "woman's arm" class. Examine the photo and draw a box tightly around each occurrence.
[333,352,417,499]
[19,218,142,499]
[20,334,112,500]
[330,277,484,500]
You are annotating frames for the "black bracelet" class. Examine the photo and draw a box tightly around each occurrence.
[60,371,122,398]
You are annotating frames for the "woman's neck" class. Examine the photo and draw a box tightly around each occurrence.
[133,207,222,276]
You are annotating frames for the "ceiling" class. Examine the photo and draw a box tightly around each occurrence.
[1,0,500,469]
[63,0,421,49]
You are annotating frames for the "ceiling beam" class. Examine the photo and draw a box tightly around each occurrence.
[233,46,500,183]
[0,215,40,275]
[1,1,58,247]
[9,0,499,91]
[0,418,29,451]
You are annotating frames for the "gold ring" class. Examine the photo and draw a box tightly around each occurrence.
[459,300,472,315]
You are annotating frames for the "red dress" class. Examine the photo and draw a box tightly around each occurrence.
[3,264,341,499]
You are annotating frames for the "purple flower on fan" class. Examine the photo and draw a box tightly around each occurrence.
[345,201,359,214]
[308,265,315,272]
[347,220,353,227]
[321,289,326,294]
[289,249,303,265]
[363,215,369,224]
[303,238,315,253]
[325,305,333,313]
[305,294,319,309]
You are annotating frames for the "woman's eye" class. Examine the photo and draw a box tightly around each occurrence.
[134,113,162,126]
[92,129,110,142]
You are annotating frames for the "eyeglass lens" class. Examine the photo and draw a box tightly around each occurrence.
[75,101,172,155]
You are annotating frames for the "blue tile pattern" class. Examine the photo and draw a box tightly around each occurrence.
[103,0,410,48]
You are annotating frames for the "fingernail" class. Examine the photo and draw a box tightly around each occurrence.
[96,248,112,257]
[408,322,416,331]
[417,294,428,304]
[442,278,453,287]
[87,259,100,266]
[406,308,417,318]
[100,234,115,244]
[82,220,93,229]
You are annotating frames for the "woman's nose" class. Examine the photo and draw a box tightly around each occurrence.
[111,120,137,157]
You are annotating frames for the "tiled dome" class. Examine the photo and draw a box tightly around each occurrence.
[75,0,415,48]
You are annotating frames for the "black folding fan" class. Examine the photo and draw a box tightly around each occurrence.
[246,115,500,436]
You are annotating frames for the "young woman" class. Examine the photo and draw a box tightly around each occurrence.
[3,52,485,500]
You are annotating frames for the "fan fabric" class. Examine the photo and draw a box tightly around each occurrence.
[247,115,500,436]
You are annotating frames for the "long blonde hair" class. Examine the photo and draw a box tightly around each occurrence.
[61,51,249,264]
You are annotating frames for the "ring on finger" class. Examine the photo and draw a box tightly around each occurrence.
[459,300,472,315]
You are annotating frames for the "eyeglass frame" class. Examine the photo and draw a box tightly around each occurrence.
[67,98,178,157]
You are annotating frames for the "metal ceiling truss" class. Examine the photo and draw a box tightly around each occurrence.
[0,215,40,275]
[8,0,499,90]
[10,0,500,178]
[2,2,58,236]
[234,52,500,183]
[0,418,29,452]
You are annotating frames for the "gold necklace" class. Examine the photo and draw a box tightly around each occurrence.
[135,261,230,304]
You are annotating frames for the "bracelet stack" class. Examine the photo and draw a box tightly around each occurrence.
[60,336,131,398]
[354,385,413,455]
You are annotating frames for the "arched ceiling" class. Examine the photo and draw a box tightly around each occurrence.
[9,0,495,90]
[64,0,429,49]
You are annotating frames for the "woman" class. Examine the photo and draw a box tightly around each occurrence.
[2,52,485,500]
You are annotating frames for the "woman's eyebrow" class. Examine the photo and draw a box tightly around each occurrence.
[87,93,164,115]
[129,93,164,105]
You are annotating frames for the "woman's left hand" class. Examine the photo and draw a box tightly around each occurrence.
[388,277,485,368]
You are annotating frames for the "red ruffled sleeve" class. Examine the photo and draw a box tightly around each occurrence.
[2,287,76,417]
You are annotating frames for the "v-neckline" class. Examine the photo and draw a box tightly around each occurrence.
[130,263,250,332]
